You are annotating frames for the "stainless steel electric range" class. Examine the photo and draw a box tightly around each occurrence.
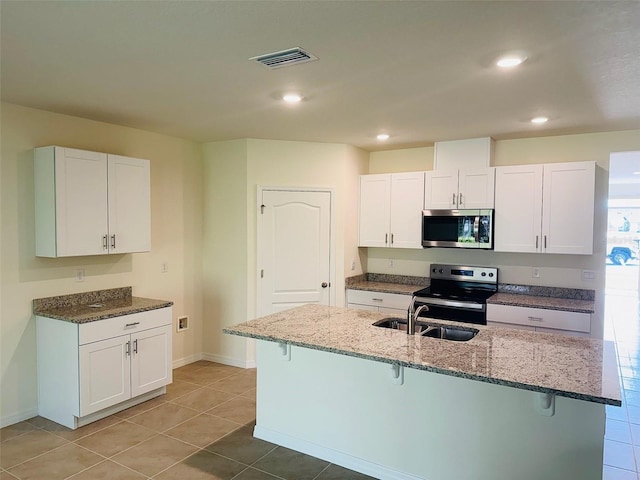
[411,264,498,325]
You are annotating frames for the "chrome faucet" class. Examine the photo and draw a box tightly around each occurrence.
[407,299,429,335]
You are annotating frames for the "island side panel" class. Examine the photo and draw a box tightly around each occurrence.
[254,340,605,480]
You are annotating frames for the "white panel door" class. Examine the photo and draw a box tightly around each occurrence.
[107,154,151,253]
[260,190,331,315]
[494,165,543,253]
[389,172,425,248]
[358,174,391,247]
[55,147,108,256]
[542,161,595,254]
[458,168,495,209]
[79,335,131,416]
[425,169,459,209]
[131,325,172,397]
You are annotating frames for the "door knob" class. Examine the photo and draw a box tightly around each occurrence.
[321,282,328,288]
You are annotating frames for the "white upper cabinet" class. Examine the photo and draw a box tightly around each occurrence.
[424,168,495,209]
[107,154,151,254]
[359,172,425,248]
[494,161,595,254]
[35,146,151,257]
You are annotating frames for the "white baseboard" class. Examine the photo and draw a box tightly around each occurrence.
[253,425,425,480]
[172,353,204,369]
[172,352,256,370]
[1,407,38,428]
[201,352,256,369]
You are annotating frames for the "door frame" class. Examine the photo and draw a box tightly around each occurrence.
[256,186,336,317]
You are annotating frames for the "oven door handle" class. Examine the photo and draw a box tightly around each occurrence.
[413,297,486,310]
[473,216,480,242]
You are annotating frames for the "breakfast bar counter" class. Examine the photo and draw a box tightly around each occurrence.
[225,304,620,480]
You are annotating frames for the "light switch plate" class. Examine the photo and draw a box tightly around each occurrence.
[582,270,596,281]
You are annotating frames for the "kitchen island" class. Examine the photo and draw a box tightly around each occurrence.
[225,304,620,480]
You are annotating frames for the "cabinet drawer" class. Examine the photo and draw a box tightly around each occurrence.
[487,304,590,333]
[79,307,172,345]
[346,290,411,310]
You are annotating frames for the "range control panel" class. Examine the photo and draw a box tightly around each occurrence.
[429,264,498,284]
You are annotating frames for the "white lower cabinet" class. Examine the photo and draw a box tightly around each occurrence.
[346,289,411,316]
[37,307,172,428]
[486,303,591,338]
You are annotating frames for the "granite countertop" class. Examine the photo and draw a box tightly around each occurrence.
[346,273,596,314]
[224,304,620,406]
[487,293,595,314]
[33,287,173,324]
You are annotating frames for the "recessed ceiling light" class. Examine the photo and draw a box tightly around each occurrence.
[633,171,640,175]
[376,134,390,141]
[282,93,302,103]
[496,54,527,68]
[531,116,549,124]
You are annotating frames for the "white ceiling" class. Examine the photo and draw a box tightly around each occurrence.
[1,1,639,152]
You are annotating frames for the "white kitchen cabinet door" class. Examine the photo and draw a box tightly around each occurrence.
[542,161,595,254]
[359,174,391,247]
[35,146,151,257]
[107,154,151,254]
[458,168,495,209]
[389,172,425,248]
[35,146,109,257]
[424,169,459,209]
[494,165,544,253]
[79,335,131,416]
[131,325,172,397]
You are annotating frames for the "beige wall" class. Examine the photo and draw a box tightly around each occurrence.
[0,103,204,426]
[202,138,368,366]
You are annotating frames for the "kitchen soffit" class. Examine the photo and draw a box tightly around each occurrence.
[1,1,639,151]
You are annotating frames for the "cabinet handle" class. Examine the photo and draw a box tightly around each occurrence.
[535,235,539,249]
[110,234,116,249]
[125,340,131,356]
[133,339,138,354]
[459,193,463,206]
[391,233,394,245]
[385,233,388,244]
[529,316,543,322]
[452,193,456,206]
[125,322,140,327]
[372,298,383,302]
[102,235,108,250]
[544,235,547,249]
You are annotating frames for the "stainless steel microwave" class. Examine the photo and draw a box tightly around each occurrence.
[422,209,494,249]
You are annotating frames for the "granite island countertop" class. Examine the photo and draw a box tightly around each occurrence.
[224,303,620,406]
[33,287,173,324]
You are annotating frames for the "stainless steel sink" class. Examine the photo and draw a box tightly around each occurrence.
[421,325,478,341]
[372,318,429,334]
[372,317,478,341]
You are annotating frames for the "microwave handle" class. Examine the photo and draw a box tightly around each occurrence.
[473,216,480,242]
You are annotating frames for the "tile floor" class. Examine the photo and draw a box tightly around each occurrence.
[0,361,373,480]
[603,266,640,480]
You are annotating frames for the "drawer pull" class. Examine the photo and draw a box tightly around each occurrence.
[529,316,543,322]
[372,298,384,302]
[125,322,141,327]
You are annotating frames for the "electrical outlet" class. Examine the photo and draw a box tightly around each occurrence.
[161,262,169,273]
[177,316,189,331]
[75,268,85,282]
[351,259,356,271]
[532,267,540,278]
[582,270,596,281]
[388,259,394,268]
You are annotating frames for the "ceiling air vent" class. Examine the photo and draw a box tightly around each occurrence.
[250,47,318,69]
